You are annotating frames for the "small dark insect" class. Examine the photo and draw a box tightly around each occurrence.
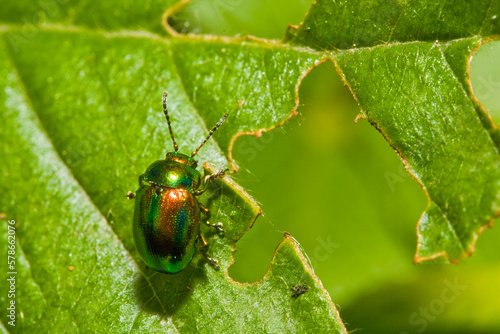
[291,283,310,299]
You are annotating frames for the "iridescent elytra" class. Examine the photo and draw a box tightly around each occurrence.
[127,92,228,274]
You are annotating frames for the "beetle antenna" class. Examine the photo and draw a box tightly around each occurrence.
[162,92,179,152]
[191,113,229,157]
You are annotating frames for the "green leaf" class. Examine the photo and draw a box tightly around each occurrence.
[0,2,346,333]
[285,0,500,263]
[286,0,500,49]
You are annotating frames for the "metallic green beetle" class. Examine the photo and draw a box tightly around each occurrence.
[127,92,228,274]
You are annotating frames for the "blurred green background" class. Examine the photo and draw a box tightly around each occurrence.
[170,1,500,333]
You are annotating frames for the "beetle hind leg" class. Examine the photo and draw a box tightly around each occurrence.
[199,232,219,270]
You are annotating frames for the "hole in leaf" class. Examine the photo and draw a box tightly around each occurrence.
[167,0,313,39]
[229,61,425,301]
[469,40,500,125]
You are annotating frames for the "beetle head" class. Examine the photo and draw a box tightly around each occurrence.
[166,152,197,168]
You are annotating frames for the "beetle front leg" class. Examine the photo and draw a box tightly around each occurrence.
[208,168,228,181]
[125,174,145,199]
[194,168,228,196]
[199,232,219,270]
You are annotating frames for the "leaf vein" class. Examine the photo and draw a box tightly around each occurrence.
[2,35,173,328]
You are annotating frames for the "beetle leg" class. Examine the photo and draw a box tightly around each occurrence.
[126,174,146,199]
[194,180,208,196]
[199,232,219,270]
[194,175,211,196]
[199,203,224,233]
[194,168,228,196]
[207,168,228,182]
[199,202,210,215]
[205,221,224,233]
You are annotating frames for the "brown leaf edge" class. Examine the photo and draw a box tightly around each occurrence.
[333,39,500,264]
[162,0,500,264]
[265,231,348,334]
[203,161,262,253]
[164,1,346,327]
[411,37,500,264]
[284,6,500,264]
[204,163,347,333]
[162,0,328,172]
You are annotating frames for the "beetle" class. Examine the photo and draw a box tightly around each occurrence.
[127,92,228,274]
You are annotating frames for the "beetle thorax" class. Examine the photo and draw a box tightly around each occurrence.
[142,153,201,191]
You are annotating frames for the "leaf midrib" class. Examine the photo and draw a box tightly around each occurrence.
[1,35,175,329]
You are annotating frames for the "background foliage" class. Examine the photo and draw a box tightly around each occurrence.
[172,0,500,332]
[1,0,500,333]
